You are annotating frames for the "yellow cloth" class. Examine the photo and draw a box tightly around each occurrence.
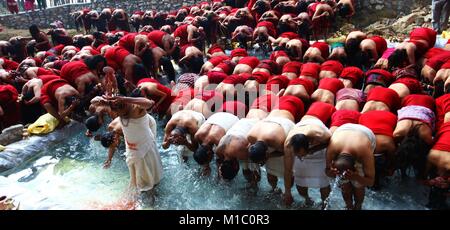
[326,36,346,44]
[27,113,68,135]
[0,145,5,151]
[442,31,450,39]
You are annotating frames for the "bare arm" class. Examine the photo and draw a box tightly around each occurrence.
[163,120,176,149]
[349,153,375,187]
[44,103,66,124]
[104,133,120,169]
[325,144,339,177]
[283,144,295,199]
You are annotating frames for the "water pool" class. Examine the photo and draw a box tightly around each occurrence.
[0,120,430,210]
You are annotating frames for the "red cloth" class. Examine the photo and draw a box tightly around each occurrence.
[0,58,19,71]
[279,32,299,40]
[137,78,175,114]
[207,44,224,55]
[318,78,344,94]
[40,79,69,107]
[359,110,397,137]
[369,36,387,56]
[401,94,435,111]
[282,61,303,75]
[441,59,450,69]
[250,94,278,112]
[238,56,260,69]
[340,67,364,85]
[311,42,330,59]
[424,47,446,60]
[409,40,429,58]
[392,77,422,94]
[306,102,336,125]
[208,55,229,66]
[436,94,450,130]
[365,69,395,87]
[104,46,130,70]
[230,48,248,58]
[60,61,91,86]
[274,95,305,122]
[215,60,235,75]
[270,51,289,63]
[409,27,437,48]
[222,74,248,85]
[288,78,315,95]
[173,88,195,107]
[251,71,271,83]
[425,51,450,70]
[331,110,361,127]
[38,75,61,84]
[207,71,228,84]
[366,87,401,110]
[147,30,167,48]
[118,33,138,53]
[218,101,248,118]
[300,63,321,79]
[257,59,279,74]
[320,60,343,75]
[173,24,189,46]
[432,122,450,151]
[266,75,290,91]
[0,84,20,128]
[256,21,277,37]
[36,67,54,76]
[195,89,223,103]
[52,44,65,55]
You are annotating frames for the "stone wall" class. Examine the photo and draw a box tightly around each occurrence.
[0,0,433,30]
[0,0,201,30]
[355,0,431,13]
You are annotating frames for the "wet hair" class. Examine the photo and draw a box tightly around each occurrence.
[160,55,176,81]
[107,34,121,45]
[26,42,36,57]
[85,82,97,94]
[64,95,77,107]
[92,31,104,40]
[434,81,445,98]
[388,49,407,71]
[29,24,40,36]
[130,87,143,98]
[289,133,308,153]
[172,126,188,136]
[171,46,181,62]
[133,63,148,83]
[85,115,101,132]
[334,153,356,173]
[277,22,292,34]
[296,0,309,13]
[345,38,361,56]
[100,131,115,148]
[115,72,127,96]
[249,141,268,164]
[254,33,269,44]
[254,0,270,14]
[84,55,106,70]
[220,159,240,180]
[339,4,351,17]
[188,56,204,74]
[193,144,212,165]
[328,55,348,66]
[22,90,35,101]
[140,48,154,73]
[395,125,430,179]
[45,55,59,63]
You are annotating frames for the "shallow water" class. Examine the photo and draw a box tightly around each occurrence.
[0,120,430,210]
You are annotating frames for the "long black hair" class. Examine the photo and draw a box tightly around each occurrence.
[395,124,430,179]
[388,49,408,71]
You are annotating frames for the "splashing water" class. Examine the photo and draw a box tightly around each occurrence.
[0,119,431,210]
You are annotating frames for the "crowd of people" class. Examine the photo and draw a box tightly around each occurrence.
[0,0,449,210]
